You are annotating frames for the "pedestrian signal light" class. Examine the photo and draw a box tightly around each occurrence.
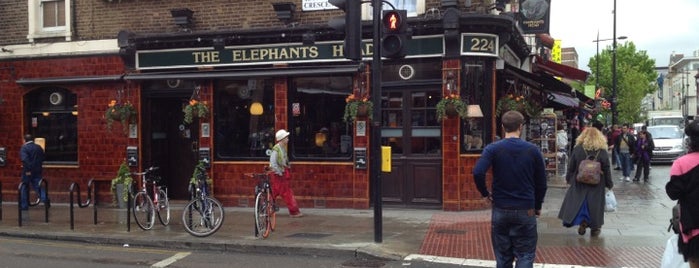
[381,9,407,59]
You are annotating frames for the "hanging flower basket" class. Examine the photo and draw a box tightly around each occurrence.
[343,93,373,123]
[436,94,468,121]
[105,100,137,134]
[183,99,209,125]
[495,94,542,118]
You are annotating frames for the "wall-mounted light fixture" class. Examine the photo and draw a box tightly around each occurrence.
[272,2,296,24]
[445,70,457,93]
[170,8,194,31]
[302,32,315,46]
[212,38,225,51]
[250,102,263,115]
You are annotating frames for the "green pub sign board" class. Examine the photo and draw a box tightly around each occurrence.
[136,36,444,70]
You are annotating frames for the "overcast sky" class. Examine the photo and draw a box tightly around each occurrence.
[549,0,699,72]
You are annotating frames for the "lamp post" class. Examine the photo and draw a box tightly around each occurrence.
[612,0,618,125]
[592,32,626,126]
[592,34,627,91]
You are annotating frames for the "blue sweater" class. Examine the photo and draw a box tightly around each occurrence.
[473,137,547,210]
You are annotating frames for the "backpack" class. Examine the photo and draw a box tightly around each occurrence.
[576,150,602,185]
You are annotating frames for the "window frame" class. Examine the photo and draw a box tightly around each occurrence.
[25,87,78,165]
[361,0,425,19]
[28,0,72,42]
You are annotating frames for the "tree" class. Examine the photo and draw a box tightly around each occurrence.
[588,42,658,123]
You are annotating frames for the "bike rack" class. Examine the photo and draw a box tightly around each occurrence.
[68,179,100,230]
[17,179,49,227]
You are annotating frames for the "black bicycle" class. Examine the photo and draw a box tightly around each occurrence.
[182,165,224,237]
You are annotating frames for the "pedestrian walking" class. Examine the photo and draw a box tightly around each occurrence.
[473,110,547,268]
[608,125,622,170]
[20,134,49,210]
[269,129,303,218]
[633,130,653,182]
[558,127,613,237]
[666,120,699,268]
[614,123,636,181]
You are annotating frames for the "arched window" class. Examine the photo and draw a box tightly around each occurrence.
[25,87,78,164]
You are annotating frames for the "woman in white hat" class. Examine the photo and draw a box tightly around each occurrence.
[269,129,303,218]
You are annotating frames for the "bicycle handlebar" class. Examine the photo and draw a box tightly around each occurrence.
[129,166,159,176]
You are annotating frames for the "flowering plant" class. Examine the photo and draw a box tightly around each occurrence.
[111,161,133,205]
[436,93,468,121]
[495,94,542,118]
[343,93,373,123]
[183,99,209,125]
[105,100,137,133]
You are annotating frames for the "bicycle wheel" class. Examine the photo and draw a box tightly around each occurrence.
[254,191,270,238]
[157,188,170,226]
[182,197,225,237]
[132,191,155,230]
[267,191,276,231]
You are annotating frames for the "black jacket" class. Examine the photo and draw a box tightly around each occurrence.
[614,132,636,155]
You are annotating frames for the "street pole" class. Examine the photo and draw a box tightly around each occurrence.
[611,0,618,125]
[370,0,383,243]
[595,30,599,90]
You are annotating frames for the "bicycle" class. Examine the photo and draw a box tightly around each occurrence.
[249,168,277,238]
[182,165,224,237]
[130,166,170,230]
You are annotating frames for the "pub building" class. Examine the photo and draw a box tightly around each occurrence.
[0,0,588,211]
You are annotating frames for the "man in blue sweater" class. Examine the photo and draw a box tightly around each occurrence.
[473,110,547,268]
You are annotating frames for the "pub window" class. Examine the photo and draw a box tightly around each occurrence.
[25,88,78,164]
[214,79,275,159]
[289,76,353,160]
[461,58,494,153]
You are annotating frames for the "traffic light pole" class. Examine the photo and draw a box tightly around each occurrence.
[370,0,383,243]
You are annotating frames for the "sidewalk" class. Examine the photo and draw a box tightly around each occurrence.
[0,171,675,268]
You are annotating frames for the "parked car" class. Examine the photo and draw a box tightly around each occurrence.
[646,125,687,163]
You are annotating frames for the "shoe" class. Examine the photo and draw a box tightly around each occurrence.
[619,177,626,181]
[591,228,601,237]
[290,213,304,218]
[644,178,649,182]
[614,167,621,170]
[578,221,588,235]
[633,178,640,182]
[624,177,631,182]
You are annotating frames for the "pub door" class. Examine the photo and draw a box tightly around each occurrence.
[142,88,198,200]
[380,87,442,207]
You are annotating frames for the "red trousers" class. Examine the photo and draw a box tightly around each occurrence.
[271,170,300,215]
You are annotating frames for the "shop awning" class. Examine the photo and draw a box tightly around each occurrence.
[123,65,361,81]
[503,64,574,96]
[532,55,589,81]
[16,75,125,86]
[549,92,579,107]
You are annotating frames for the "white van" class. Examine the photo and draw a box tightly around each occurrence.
[646,125,687,163]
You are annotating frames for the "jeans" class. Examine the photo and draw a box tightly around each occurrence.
[612,149,621,167]
[20,174,47,210]
[491,207,538,268]
[619,152,632,177]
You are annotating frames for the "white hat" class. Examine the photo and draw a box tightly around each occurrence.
[275,129,290,142]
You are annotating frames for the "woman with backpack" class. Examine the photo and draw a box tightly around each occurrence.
[558,127,614,237]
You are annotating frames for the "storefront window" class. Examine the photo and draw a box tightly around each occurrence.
[289,76,353,160]
[25,88,78,164]
[214,79,275,159]
[461,58,494,153]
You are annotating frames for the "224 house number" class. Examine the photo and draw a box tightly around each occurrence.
[468,37,495,53]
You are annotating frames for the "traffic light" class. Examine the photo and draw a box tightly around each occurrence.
[381,9,408,59]
[328,0,362,61]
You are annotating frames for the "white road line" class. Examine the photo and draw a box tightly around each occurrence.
[151,252,191,268]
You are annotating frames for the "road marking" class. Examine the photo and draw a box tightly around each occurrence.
[151,252,191,268]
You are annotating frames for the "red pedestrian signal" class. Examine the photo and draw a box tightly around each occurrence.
[381,10,408,59]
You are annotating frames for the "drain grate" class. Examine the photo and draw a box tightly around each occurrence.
[341,259,386,267]
[435,229,466,235]
[286,232,332,239]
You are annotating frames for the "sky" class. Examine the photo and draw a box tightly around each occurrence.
[549,0,699,72]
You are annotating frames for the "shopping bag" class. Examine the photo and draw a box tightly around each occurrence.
[605,189,617,212]
[660,234,689,268]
